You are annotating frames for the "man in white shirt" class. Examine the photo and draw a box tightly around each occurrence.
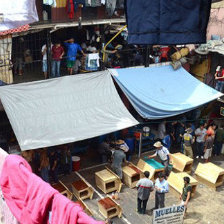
[148,141,170,176]
[195,123,207,159]
[155,173,169,209]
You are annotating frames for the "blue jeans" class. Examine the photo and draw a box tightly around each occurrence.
[42,60,47,73]
[41,167,49,183]
[214,141,222,156]
[50,167,58,183]
[196,142,204,157]
[51,60,61,77]
[215,81,224,92]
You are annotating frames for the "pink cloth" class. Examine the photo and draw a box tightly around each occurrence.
[0,154,105,224]
[0,155,57,224]
[51,193,104,224]
[0,148,19,224]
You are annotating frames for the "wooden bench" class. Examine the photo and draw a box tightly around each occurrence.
[122,162,144,188]
[137,159,164,180]
[51,181,73,200]
[76,199,93,217]
[195,162,224,190]
[98,197,122,219]
[72,179,94,200]
[169,153,193,174]
[95,167,123,194]
[167,172,198,198]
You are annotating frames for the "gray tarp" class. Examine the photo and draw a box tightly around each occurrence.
[0,71,138,151]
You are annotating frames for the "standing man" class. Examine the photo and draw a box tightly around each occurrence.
[136,171,154,214]
[154,173,169,209]
[148,141,170,176]
[111,141,128,179]
[14,37,25,76]
[158,121,166,140]
[49,149,59,183]
[41,44,48,79]
[214,125,224,156]
[204,131,215,163]
[162,131,172,150]
[41,43,53,79]
[64,38,85,75]
[183,128,195,159]
[195,123,207,159]
[180,176,192,217]
[51,41,64,78]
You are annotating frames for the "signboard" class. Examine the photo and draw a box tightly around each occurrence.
[153,205,185,224]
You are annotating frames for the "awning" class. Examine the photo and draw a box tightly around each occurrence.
[110,65,223,119]
[0,71,138,151]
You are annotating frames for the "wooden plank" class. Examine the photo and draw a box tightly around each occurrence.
[195,162,224,189]
[167,172,198,198]
[169,153,193,174]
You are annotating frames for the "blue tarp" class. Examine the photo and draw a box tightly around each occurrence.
[110,65,223,119]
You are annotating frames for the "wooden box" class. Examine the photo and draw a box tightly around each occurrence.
[195,162,224,190]
[76,199,93,217]
[137,159,164,180]
[72,179,94,200]
[122,162,144,188]
[167,172,198,198]
[98,197,122,219]
[95,167,122,194]
[169,153,193,174]
[51,181,72,200]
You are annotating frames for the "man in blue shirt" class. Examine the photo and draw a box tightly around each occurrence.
[64,38,85,75]
[154,173,169,209]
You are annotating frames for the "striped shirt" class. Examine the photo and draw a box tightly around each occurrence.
[136,178,154,200]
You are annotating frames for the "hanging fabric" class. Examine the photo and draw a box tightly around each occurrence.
[43,0,57,7]
[66,0,75,19]
[0,155,105,224]
[85,0,101,7]
[0,0,38,31]
[106,0,117,16]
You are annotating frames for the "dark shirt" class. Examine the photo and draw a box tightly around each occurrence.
[112,150,125,168]
[49,153,58,169]
[182,184,192,201]
[215,128,224,142]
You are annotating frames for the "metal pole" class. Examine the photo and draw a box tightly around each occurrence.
[102,25,127,62]
[138,132,142,158]
[99,24,105,70]
[46,29,52,79]
[145,45,150,67]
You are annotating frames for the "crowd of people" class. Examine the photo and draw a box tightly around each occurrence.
[20,144,72,184]
[158,119,224,163]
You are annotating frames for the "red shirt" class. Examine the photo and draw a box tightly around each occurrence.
[216,69,224,82]
[52,45,64,61]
